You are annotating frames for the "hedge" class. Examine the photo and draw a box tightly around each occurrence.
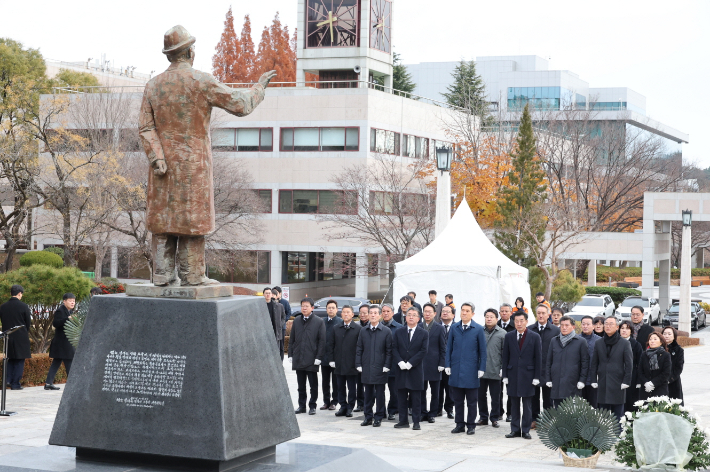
[19,251,63,269]
[0,353,67,387]
[585,286,642,306]
[582,266,710,282]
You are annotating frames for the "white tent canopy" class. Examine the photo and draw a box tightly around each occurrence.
[393,201,530,321]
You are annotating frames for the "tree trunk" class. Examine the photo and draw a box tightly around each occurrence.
[63,212,76,266]
[94,252,104,281]
[3,246,16,273]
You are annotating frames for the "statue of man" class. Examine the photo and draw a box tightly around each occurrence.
[139,25,275,286]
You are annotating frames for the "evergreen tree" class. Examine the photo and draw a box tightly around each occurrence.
[494,104,547,263]
[256,13,296,83]
[392,52,416,96]
[239,15,257,82]
[442,59,490,123]
[212,7,240,83]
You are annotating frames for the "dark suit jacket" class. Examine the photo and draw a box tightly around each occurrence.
[502,329,542,398]
[289,315,326,372]
[421,322,446,381]
[636,324,654,348]
[327,322,361,376]
[0,297,32,359]
[49,304,76,360]
[529,323,560,382]
[497,319,516,333]
[392,325,428,391]
[322,316,344,364]
[590,335,633,405]
[356,323,393,385]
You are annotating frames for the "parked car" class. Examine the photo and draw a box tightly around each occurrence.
[665,302,707,331]
[615,296,662,325]
[570,294,617,320]
[291,297,371,319]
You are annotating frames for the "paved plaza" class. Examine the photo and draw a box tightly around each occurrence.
[0,331,708,471]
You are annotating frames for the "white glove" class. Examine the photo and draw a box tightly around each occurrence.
[445,368,451,376]
[644,381,654,393]
[288,357,292,363]
[398,361,407,370]
[329,362,335,368]
[499,369,502,378]
[383,367,390,373]
[356,366,362,372]
[546,382,552,388]
[438,366,445,372]
[636,384,641,388]
[478,371,484,378]
[577,382,585,390]
[314,359,321,366]
[621,383,629,390]
[532,379,540,386]
[591,383,598,389]
[405,362,413,370]
[502,378,508,384]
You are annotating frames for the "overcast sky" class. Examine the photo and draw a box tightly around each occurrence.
[2,0,707,167]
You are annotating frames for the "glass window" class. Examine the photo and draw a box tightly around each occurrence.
[260,128,273,151]
[415,137,422,158]
[346,128,359,151]
[534,87,542,98]
[507,88,514,100]
[281,128,294,151]
[321,128,346,151]
[370,128,376,152]
[318,190,340,214]
[212,129,235,151]
[256,189,272,212]
[237,128,259,151]
[293,190,318,213]
[256,251,270,284]
[294,128,319,151]
[371,128,400,155]
[279,190,293,213]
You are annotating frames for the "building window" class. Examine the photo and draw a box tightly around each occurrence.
[283,252,317,283]
[507,87,563,111]
[403,134,429,158]
[255,189,272,213]
[280,127,359,151]
[208,250,270,284]
[319,252,356,280]
[369,191,395,214]
[212,128,273,152]
[369,128,400,155]
[279,190,355,214]
[589,102,627,111]
[369,191,431,215]
[282,251,356,283]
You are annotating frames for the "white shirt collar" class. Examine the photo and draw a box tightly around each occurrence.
[462,322,471,328]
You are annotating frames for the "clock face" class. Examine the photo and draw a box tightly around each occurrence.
[370,0,391,53]
[306,0,359,48]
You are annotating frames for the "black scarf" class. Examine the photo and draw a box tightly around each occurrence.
[646,346,665,370]
[603,331,620,356]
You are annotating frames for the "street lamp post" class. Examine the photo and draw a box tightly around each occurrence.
[435,145,453,238]
[679,210,692,334]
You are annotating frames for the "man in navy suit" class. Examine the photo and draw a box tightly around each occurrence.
[445,302,487,435]
[420,303,446,423]
[503,310,542,439]
[392,307,429,430]
[529,303,560,427]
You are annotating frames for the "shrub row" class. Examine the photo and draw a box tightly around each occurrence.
[582,266,710,282]
[585,286,642,306]
[0,353,67,387]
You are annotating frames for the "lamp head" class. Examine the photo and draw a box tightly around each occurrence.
[682,209,692,227]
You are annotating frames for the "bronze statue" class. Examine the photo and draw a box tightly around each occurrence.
[139,25,275,286]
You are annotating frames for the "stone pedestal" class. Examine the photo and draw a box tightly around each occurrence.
[49,294,299,468]
[125,283,233,299]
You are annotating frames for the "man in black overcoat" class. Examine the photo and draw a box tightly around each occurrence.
[263,288,285,347]
[354,303,370,412]
[590,316,633,423]
[0,285,32,390]
[45,293,77,390]
[502,311,541,439]
[289,297,326,415]
[355,305,392,427]
[529,303,560,425]
[327,305,360,417]
[630,306,654,347]
[437,305,455,418]
[497,303,516,422]
[545,316,589,407]
[420,303,446,423]
[320,299,343,410]
[380,303,403,420]
[392,307,429,430]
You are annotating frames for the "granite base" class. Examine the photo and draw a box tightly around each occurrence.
[125,283,233,299]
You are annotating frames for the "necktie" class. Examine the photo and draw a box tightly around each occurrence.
[518,333,523,342]
[303,317,309,323]
[445,325,449,335]
[503,322,507,328]
[540,325,544,333]
[408,328,413,340]
[464,325,469,331]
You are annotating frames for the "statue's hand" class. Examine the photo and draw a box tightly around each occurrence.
[258,70,277,88]
[153,159,167,176]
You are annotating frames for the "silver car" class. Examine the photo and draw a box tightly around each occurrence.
[570,294,617,321]
[616,297,662,325]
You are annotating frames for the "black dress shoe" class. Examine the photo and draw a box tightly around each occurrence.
[10,386,23,390]
[361,418,373,426]
[466,427,475,435]
[44,384,60,391]
[506,415,512,422]
[308,408,316,415]
[412,423,421,430]
[476,419,489,426]
[346,409,353,418]
[328,405,336,410]
[451,425,465,434]
[373,420,381,427]
[335,408,347,417]
[387,413,395,420]
[294,407,306,414]
[522,433,532,440]
[491,421,500,428]
[505,432,522,438]
[427,417,435,423]
[394,421,410,429]
[408,408,412,415]
[353,406,363,412]
[436,411,443,417]
[447,411,454,419]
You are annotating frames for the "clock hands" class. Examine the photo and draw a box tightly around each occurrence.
[317,11,338,44]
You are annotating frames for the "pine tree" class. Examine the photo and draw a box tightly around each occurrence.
[442,59,490,123]
[255,13,297,84]
[392,52,416,96]
[212,7,240,83]
[239,15,257,82]
[494,104,547,263]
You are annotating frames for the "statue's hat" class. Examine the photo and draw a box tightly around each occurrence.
[162,25,196,55]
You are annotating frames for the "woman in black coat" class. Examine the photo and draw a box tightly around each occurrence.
[45,293,77,390]
[638,332,672,401]
[619,321,643,412]
[662,326,684,403]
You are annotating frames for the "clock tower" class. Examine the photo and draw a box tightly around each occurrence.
[296,0,393,89]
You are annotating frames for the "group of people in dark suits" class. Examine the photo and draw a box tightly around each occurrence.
[283,293,687,438]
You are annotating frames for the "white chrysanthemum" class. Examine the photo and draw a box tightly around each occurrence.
[625,412,634,420]
[634,400,645,407]
[671,398,683,405]
[620,430,627,439]
[620,417,627,425]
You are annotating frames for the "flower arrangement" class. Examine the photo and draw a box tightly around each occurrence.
[615,396,710,470]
